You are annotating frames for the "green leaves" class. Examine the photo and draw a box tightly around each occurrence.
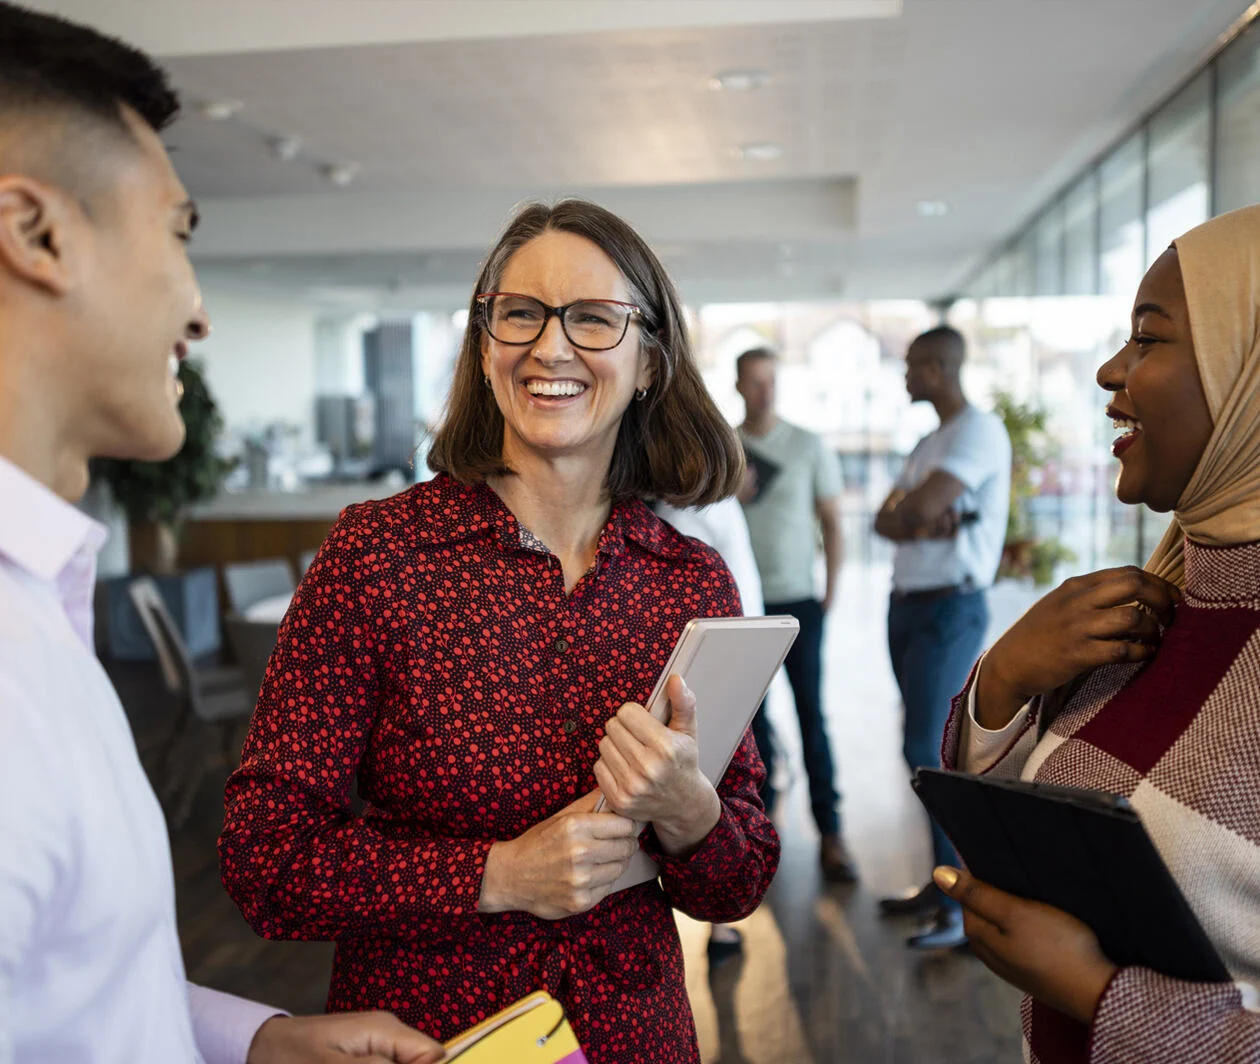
[993,390,1050,543]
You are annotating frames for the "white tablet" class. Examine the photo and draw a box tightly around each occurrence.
[597,615,799,892]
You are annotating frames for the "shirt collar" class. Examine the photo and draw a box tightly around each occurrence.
[0,456,108,582]
[416,474,691,560]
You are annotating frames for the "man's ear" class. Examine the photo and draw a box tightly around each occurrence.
[0,176,78,296]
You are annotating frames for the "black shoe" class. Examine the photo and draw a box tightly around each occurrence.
[878,881,942,918]
[820,833,859,884]
[707,927,745,964]
[906,907,967,950]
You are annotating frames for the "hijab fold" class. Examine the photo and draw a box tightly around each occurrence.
[1145,205,1260,586]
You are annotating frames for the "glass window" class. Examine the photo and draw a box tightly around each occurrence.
[1146,71,1211,258]
[1011,230,1037,297]
[990,249,1016,297]
[1216,20,1260,213]
[1099,132,1146,297]
[1034,202,1065,296]
[1064,171,1099,295]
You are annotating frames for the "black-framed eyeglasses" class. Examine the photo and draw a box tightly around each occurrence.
[476,292,644,351]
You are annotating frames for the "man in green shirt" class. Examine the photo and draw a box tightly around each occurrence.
[736,348,855,882]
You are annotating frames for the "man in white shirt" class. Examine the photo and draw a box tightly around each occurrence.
[0,5,444,1061]
[873,326,1011,950]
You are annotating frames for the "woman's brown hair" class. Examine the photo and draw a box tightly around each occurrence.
[427,199,744,507]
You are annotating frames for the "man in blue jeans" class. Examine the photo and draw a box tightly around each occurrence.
[874,326,1011,948]
[737,348,856,883]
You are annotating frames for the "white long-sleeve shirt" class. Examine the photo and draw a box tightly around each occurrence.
[654,498,765,617]
[0,456,278,1064]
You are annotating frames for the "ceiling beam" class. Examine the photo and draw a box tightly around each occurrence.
[25,0,901,57]
[190,178,857,258]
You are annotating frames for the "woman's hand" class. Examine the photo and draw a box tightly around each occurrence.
[248,1012,445,1064]
[977,566,1180,729]
[593,676,722,858]
[478,790,639,920]
[934,866,1118,1025]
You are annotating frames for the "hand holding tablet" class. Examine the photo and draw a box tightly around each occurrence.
[594,616,799,893]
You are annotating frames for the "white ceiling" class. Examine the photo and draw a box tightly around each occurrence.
[28,0,1254,307]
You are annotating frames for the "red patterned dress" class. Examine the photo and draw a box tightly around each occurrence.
[219,475,780,1063]
[944,538,1260,1064]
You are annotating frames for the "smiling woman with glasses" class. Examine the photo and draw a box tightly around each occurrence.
[220,199,779,1064]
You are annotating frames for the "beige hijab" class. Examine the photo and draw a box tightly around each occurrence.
[1145,204,1260,586]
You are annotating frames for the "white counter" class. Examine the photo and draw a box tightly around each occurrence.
[188,482,404,521]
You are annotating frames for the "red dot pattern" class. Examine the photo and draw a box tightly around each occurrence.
[219,475,780,1063]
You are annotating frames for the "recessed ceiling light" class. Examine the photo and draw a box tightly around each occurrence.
[738,142,782,162]
[197,98,244,121]
[917,200,949,217]
[708,69,772,92]
[269,135,303,161]
[322,163,361,187]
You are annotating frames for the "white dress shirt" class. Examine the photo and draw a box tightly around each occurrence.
[0,456,279,1064]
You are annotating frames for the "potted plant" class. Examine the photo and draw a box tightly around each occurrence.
[92,358,235,573]
[1028,539,1075,586]
[993,390,1074,584]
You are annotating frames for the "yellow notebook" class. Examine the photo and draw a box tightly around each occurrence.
[443,991,588,1063]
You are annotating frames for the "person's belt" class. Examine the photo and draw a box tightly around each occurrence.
[891,584,967,602]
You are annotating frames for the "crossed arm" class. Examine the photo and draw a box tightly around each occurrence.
[874,469,967,542]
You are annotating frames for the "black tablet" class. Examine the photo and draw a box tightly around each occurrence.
[741,445,782,503]
[912,768,1230,984]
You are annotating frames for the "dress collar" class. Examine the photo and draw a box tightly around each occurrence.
[411,474,690,560]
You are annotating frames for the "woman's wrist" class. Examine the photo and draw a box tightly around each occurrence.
[477,840,513,914]
[653,778,721,858]
[1066,959,1120,1026]
[975,651,1035,731]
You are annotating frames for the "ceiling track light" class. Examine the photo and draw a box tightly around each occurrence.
[737,142,782,162]
[269,135,303,161]
[917,200,950,217]
[708,68,772,92]
[322,163,361,188]
[197,98,244,121]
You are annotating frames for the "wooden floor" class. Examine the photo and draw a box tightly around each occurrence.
[110,562,1034,1063]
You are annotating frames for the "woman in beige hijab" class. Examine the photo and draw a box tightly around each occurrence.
[933,205,1260,1064]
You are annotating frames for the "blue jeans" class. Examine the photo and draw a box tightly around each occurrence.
[888,588,989,899]
[758,598,841,836]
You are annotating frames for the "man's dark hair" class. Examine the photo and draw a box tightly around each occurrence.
[0,1,179,135]
[913,325,966,358]
[735,347,778,380]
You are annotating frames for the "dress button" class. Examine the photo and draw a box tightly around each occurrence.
[562,719,578,734]
[554,637,570,653]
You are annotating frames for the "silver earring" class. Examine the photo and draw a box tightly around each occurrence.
[484,375,492,389]
[635,387,648,402]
